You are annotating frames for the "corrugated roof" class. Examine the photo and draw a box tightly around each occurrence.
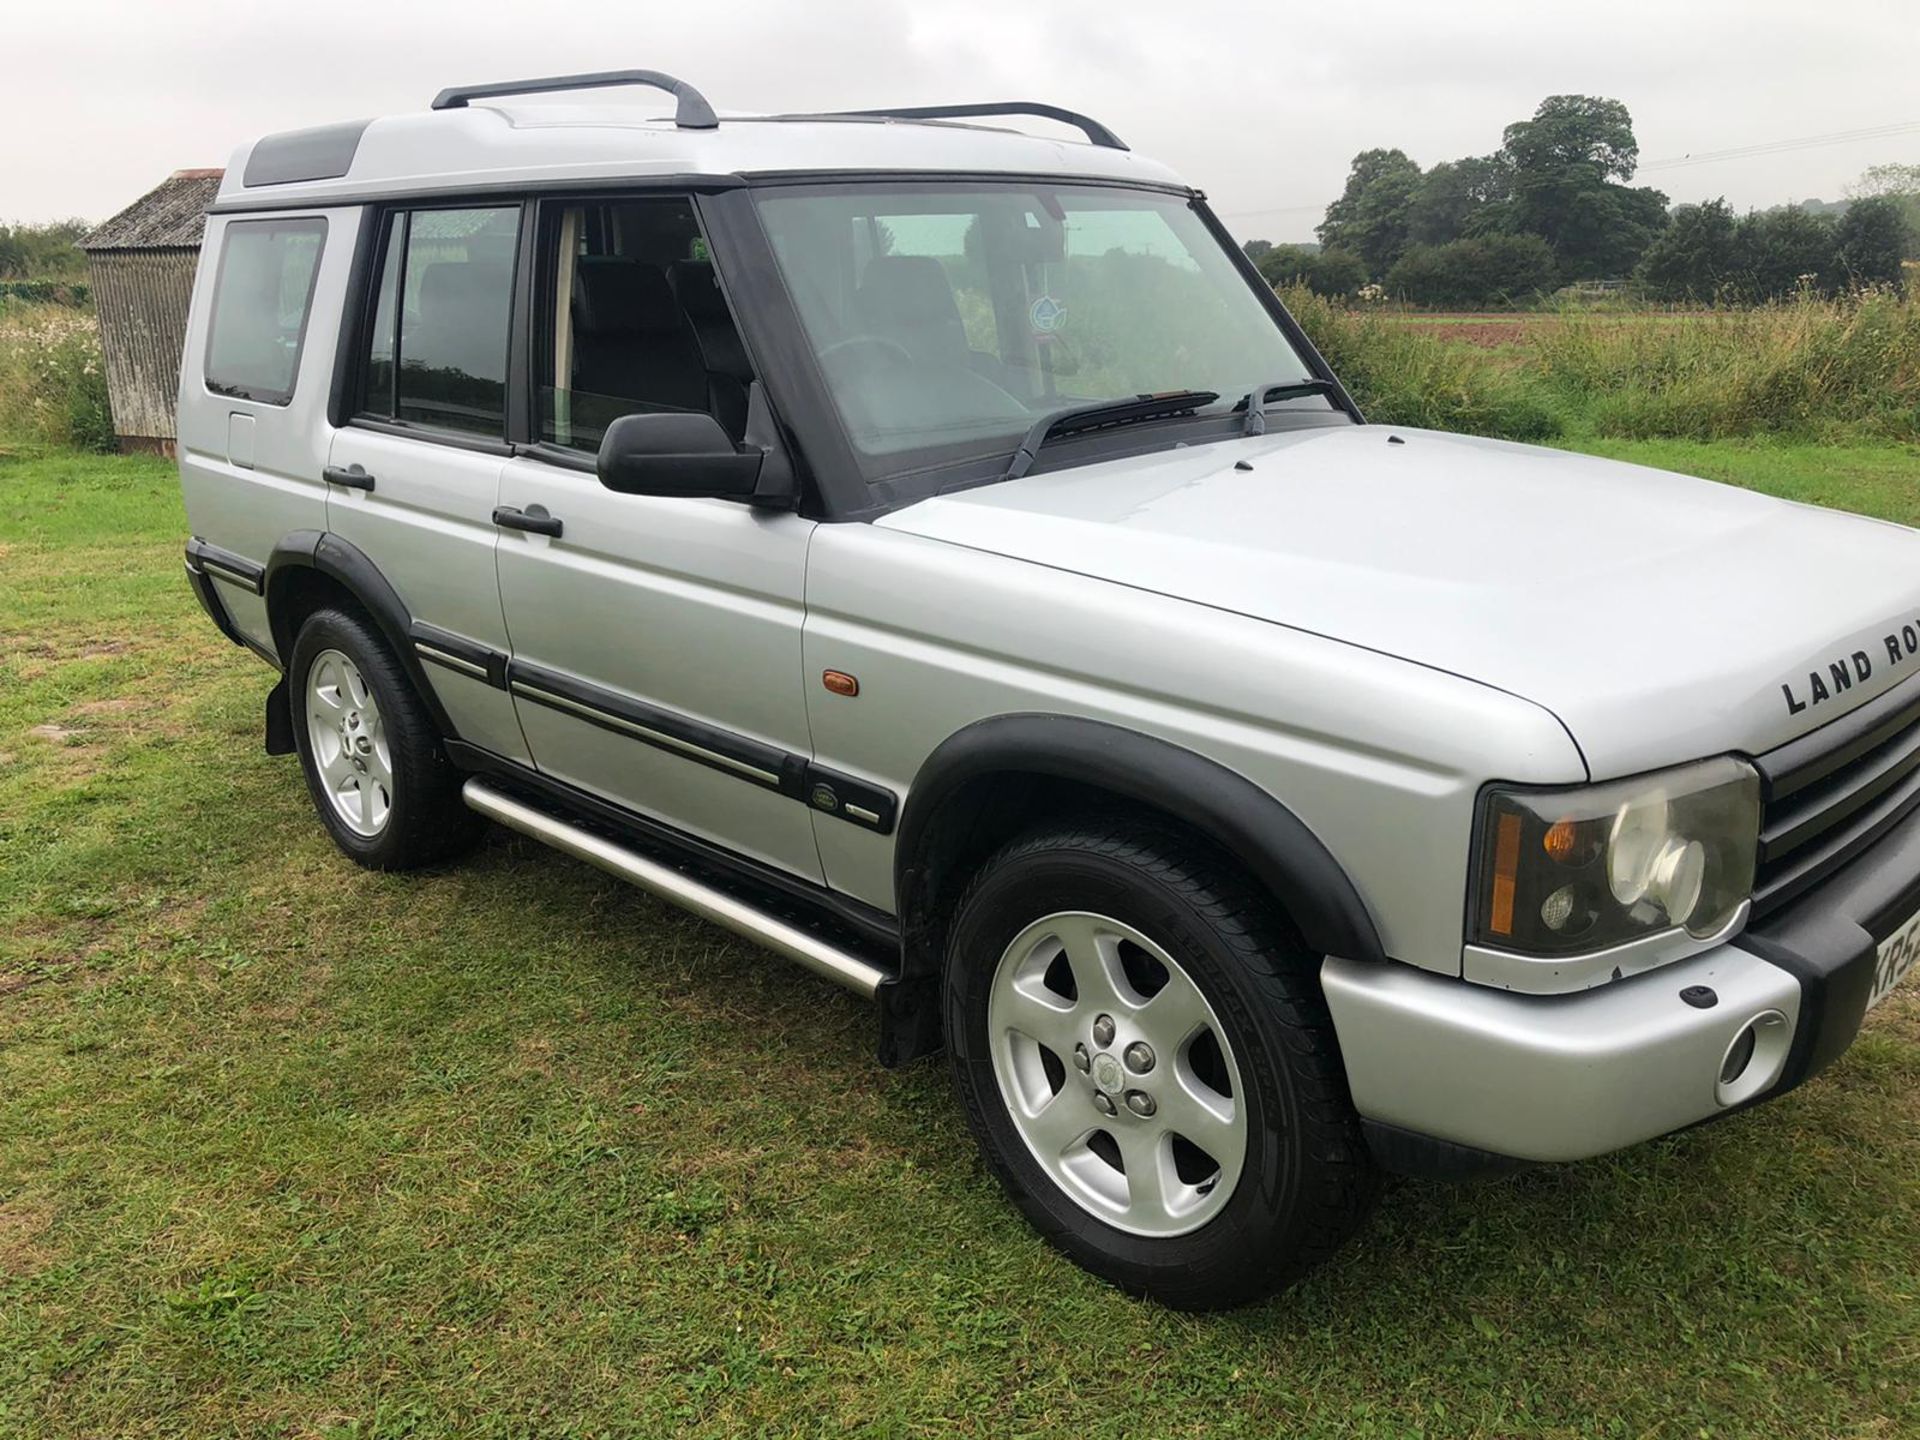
[81,169,225,251]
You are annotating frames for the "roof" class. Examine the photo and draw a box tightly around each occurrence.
[82,170,225,251]
[214,101,1187,211]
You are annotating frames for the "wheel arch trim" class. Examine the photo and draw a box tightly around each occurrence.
[895,713,1387,968]
[264,530,458,739]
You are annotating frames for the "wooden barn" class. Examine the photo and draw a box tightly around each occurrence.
[80,169,224,455]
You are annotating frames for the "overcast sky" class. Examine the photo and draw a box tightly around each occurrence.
[5,0,1915,241]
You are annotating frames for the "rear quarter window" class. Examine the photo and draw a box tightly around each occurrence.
[204,217,327,405]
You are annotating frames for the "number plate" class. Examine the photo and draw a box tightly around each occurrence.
[1870,906,1920,1010]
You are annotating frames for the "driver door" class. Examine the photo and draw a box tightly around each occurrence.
[495,194,824,882]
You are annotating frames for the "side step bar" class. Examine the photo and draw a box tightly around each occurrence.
[463,779,891,999]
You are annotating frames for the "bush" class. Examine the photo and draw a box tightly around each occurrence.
[1385,235,1557,308]
[1257,246,1368,298]
[0,304,115,453]
[1277,284,1563,440]
[0,279,91,306]
[0,220,90,285]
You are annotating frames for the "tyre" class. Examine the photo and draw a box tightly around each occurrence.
[288,605,483,870]
[944,818,1380,1309]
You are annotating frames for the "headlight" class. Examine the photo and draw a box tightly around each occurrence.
[1470,756,1760,957]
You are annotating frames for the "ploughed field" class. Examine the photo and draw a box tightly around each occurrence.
[4,448,1920,1439]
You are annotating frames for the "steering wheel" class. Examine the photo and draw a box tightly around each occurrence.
[819,334,916,370]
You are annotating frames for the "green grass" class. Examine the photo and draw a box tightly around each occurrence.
[1561,436,1920,527]
[6,448,1920,1438]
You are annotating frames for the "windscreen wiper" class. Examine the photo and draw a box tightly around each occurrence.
[1238,378,1339,435]
[1004,391,1221,481]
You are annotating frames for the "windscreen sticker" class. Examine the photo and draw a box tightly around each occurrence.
[1029,294,1066,338]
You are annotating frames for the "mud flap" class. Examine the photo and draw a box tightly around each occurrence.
[265,678,296,756]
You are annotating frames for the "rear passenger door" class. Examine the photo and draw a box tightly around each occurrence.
[325,204,529,764]
[494,195,824,882]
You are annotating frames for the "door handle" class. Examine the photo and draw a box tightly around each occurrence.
[323,464,375,492]
[492,504,563,538]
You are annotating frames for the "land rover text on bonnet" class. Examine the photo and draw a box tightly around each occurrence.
[177,70,1920,1308]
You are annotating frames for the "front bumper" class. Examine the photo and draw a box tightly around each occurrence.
[1324,802,1920,1168]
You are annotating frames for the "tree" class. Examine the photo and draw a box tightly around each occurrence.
[1386,234,1556,308]
[1316,148,1423,279]
[1835,195,1910,290]
[1406,156,1509,247]
[1241,238,1273,261]
[1636,199,1738,300]
[1554,183,1671,278]
[1730,208,1840,299]
[1499,95,1639,184]
[1488,95,1669,278]
[1847,164,1920,260]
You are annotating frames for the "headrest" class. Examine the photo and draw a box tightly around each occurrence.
[416,261,492,315]
[855,255,963,329]
[573,260,681,337]
[667,260,729,322]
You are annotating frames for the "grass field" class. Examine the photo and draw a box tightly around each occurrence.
[5,447,1920,1438]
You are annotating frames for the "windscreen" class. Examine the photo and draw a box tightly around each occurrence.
[753,183,1319,483]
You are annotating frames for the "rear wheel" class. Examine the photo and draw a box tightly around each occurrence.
[945,818,1379,1309]
[289,606,482,870]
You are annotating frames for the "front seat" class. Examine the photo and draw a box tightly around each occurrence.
[852,255,973,368]
[570,259,710,419]
[667,259,753,442]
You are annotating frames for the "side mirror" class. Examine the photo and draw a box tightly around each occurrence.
[596,411,766,500]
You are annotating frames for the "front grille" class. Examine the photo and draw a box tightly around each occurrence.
[1752,673,1920,916]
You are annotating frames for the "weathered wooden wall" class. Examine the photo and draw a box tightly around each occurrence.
[86,247,198,444]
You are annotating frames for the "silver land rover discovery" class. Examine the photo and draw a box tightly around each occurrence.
[177,70,1920,1308]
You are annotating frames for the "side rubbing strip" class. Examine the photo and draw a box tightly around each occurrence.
[506,660,792,790]
[496,659,900,829]
[186,537,266,595]
[409,622,507,688]
[417,645,489,681]
[802,762,898,835]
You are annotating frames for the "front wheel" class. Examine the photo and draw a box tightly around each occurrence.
[945,819,1379,1309]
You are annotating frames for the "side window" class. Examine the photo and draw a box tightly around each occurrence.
[357,205,519,437]
[204,217,327,405]
[537,197,751,451]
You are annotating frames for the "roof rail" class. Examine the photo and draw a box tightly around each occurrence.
[430,69,719,129]
[830,102,1128,151]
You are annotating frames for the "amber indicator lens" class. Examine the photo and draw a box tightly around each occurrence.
[822,670,860,697]
[1542,817,1599,866]
[1489,811,1523,936]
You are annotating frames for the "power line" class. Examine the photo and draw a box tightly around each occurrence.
[1215,201,1324,220]
[1641,120,1920,171]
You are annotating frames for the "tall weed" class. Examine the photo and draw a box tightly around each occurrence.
[1533,290,1920,441]
[0,302,114,453]
[1278,285,1563,441]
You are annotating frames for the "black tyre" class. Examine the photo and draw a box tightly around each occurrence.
[288,605,483,870]
[944,817,1380,1309]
